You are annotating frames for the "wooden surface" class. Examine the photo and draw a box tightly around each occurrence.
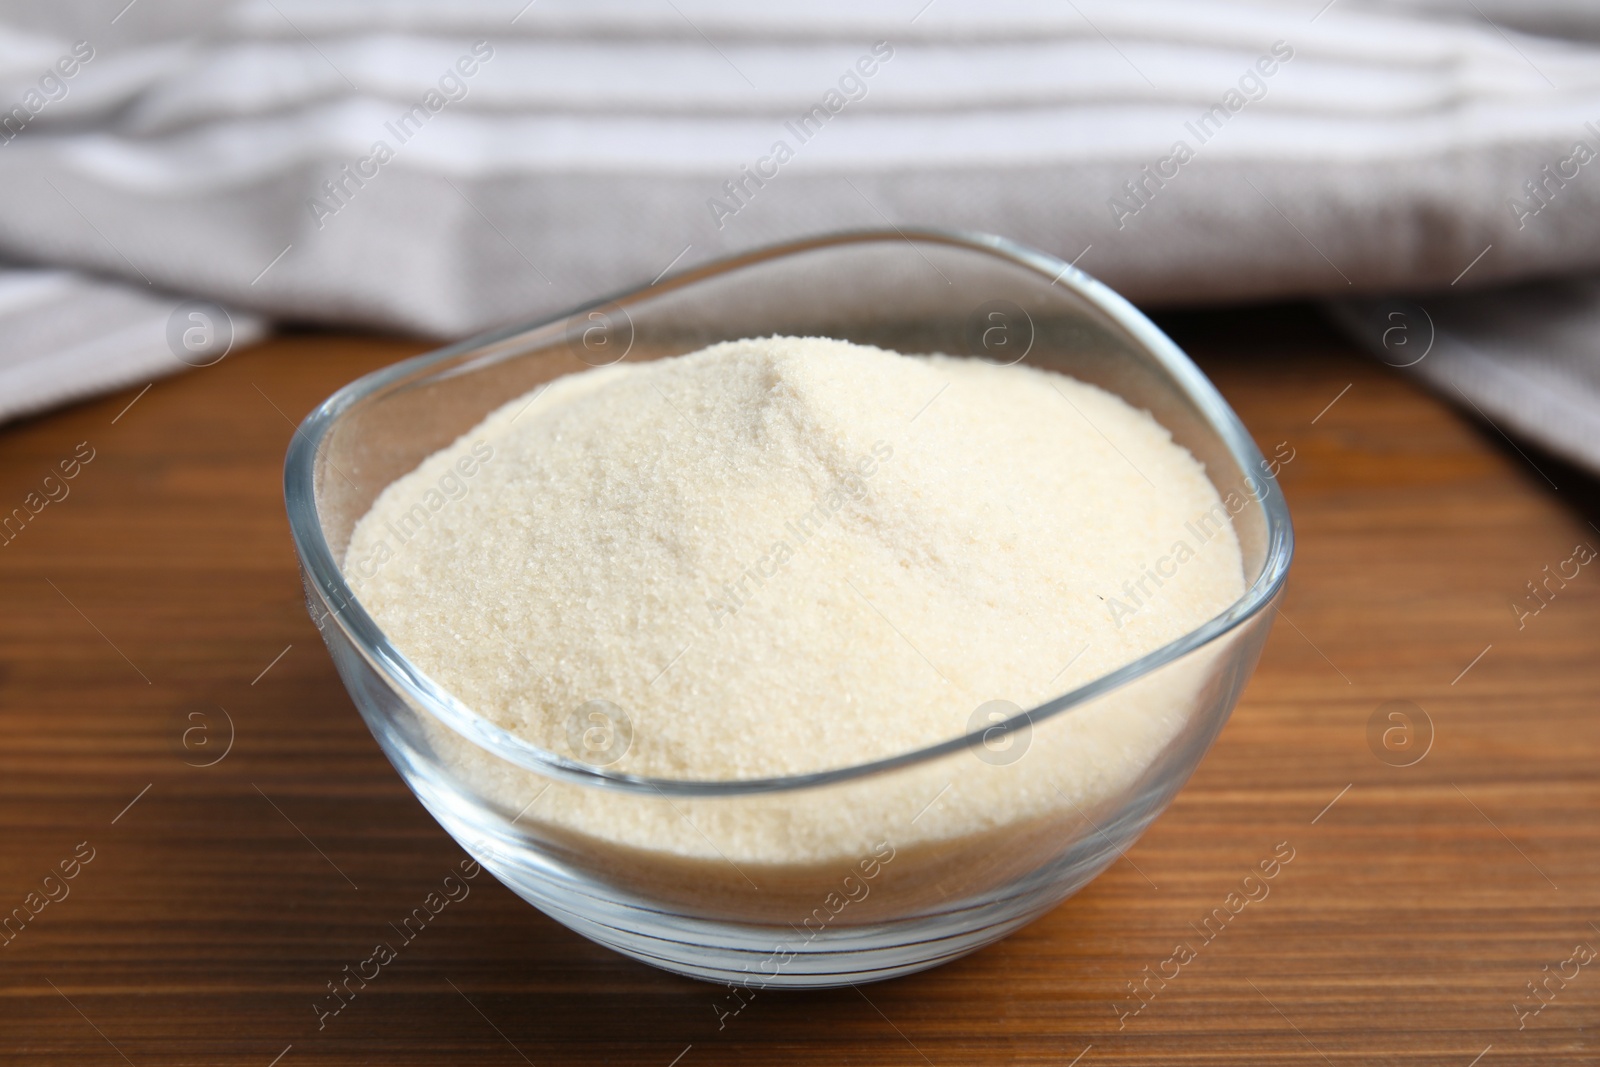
[1,308,1596,1066]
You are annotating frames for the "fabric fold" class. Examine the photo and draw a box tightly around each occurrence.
[0,0,1596,474]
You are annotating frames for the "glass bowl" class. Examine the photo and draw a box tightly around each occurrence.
[284,229,1293,988]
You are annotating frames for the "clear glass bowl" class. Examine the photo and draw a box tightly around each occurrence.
[284,230,1293,988]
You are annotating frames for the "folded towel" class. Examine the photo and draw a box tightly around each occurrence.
[0,266,265,425]
[1329,275,1600,476]
[2,0,1599,473]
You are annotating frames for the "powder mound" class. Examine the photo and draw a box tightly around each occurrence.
[346,336,1245,780]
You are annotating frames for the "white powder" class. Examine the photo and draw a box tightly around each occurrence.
[347,337,1245,885]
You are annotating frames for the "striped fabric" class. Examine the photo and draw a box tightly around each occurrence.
[0,0,1597,468]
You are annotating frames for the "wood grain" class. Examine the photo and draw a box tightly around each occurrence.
[0,309,1596,1065]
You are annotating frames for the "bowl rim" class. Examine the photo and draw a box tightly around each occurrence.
[285,227,1294,798]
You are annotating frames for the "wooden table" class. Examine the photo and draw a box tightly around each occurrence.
[2,308,1595,1066]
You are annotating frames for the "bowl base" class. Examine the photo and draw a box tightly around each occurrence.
[487,855,1073,988]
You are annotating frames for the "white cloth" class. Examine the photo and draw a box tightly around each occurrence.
[0,267,265,424]
[1328,278,1600,474]
[1,0,1599,469]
